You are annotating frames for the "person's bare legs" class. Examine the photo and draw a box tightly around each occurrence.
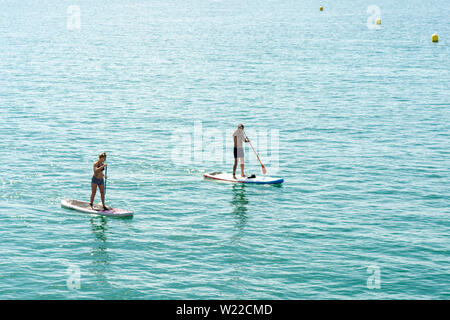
[99,184,106,209]
[233,158,238,179]
[90,183,97,208]
[240,159,247,178]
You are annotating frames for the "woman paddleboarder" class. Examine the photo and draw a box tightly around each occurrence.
[90,152,108,210]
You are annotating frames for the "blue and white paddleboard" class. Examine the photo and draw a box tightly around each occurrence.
[204,172,284,184]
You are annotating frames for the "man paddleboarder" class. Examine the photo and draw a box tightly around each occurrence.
[232,124,250,179]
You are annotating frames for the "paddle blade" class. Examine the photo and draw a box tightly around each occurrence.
[261,164,267,175]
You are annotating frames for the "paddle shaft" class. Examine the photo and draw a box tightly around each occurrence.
[104,165,107,195]
[244,132,267,174]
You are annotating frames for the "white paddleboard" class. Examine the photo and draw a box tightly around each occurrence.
[61,199,133,217]
[204,172,284,184]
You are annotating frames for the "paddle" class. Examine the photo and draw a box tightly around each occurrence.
[104,165,107,195]
[102,164,110,211]
[244,132,267,175]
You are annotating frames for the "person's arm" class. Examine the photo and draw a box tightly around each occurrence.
[234,135,237,147]
[93,163,106,174]
[243,132,250,143]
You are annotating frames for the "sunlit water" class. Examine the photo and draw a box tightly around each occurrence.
[0,0,449,299]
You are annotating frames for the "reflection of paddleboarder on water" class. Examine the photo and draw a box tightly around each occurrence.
[89,217,110,283]
[90,152,108,210]
[230,184,248,243]
[231,184,249,215]
[232,124,250,180]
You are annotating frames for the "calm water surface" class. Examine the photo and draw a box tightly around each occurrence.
[0,0,449,299]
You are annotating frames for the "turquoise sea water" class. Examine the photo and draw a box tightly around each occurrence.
[0,0,449,299]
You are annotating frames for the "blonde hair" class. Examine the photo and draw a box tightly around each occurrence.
[99,152,106,159]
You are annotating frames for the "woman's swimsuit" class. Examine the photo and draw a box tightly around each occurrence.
[91,165,104,185]
[91,176,104,185]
